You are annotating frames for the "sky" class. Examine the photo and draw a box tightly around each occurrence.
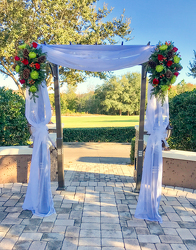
[1,0,196,93]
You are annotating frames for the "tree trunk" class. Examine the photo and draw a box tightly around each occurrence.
[127,111,130,116]
[119,110,122,116]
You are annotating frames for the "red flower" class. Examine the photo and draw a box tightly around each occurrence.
[158,54,164,61]
[174,72,179,77]
[21,59,29,65]
[173,47,178,52]
[168,86,171,90]
[32,42,38,48]
[153,78,159,85]
[167,60,173,67]
[20,79,25,84]
[14,56,20,61]
[35,63,40,70]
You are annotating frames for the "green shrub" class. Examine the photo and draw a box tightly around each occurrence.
[130,137,135,164]
[168,89,196,151]
[0,87,30,146]
[63,127,135,143]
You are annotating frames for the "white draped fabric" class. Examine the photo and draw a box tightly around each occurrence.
[40,44,155,72]
[134,84,169,222]
[23,84,55,217]
[23,44,156,217]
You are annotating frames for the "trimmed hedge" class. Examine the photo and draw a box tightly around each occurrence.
[168,89,196,151]
[0,87,30,146]
[130,137,135,164]
[63,127,135,143]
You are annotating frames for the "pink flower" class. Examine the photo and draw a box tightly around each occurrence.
[174,72,179,77]
[14,56,20,61]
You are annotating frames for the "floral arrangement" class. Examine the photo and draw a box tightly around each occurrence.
[13,42,47,100]
[147,41,182,103]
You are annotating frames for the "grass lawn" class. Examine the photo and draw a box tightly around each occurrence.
[51,115,139,128]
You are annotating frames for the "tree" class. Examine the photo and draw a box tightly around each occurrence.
[0,0,132,96]
[189,50,196,78]
[95,72,141,115]
[168,80,196,99]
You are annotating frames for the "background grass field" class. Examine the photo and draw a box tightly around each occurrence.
[51,115,139,128]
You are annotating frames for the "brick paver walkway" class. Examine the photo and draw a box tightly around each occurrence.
[0,162,196,250]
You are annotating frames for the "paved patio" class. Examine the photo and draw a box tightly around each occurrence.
[0,161,196,250]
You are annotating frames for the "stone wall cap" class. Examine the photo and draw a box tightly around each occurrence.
[0,146,33,156]
[163,149,196,161]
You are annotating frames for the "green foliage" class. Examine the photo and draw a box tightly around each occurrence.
[0,87,30,146]
[63,127,135,142]
[168,89,196,151]
[188,50,196,78]
[130,137,135,165]
[94,73,141,115]
[168,80,196,99]
[0,0,132,95]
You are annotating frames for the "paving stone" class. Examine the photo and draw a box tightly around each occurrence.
[184,240,196,250]
[124,238,140,250]
[178,222,196,229]
[170,244,188,250]
[127,219,147,227]
[55,219,74,226]
[162,228,178,235]
[38,222,54,232]
[45,240,62,250]
[176,228,195,240]
[29,241,47,250]
[61,237,78,250]
[160,222,180,228]
[155,243,172,250]
[0,236,18,250]
[148,222,164,235]
[159,235,183,244]
[80,229,100,238]
[81,223,100,230]
[65,226,80,238]
[138,235,160,243]
[78,247,101,250]
[79,237,101,247]
[121,227,136,239]
[21,218,43,226]
[136,228,150,235]
[41,232,64,241]
[1,218,23,224]
[13,240,32,250]
[18,210,33,219]
[0,224,11,233]
[82,216,100,223]
[102,238,124,248]
[140,243,156,250]
[7,224,25,237]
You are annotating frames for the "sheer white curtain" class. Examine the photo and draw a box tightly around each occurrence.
[40,44,155,72]
[134,84,169,222]
[23,83,55,217]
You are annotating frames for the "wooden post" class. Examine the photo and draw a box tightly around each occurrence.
[53,64,65,190]
[135,63,147,192]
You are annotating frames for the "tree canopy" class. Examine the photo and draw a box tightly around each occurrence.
[95,72,141,115]
[0,0,132,96]
[189,50,196,79]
